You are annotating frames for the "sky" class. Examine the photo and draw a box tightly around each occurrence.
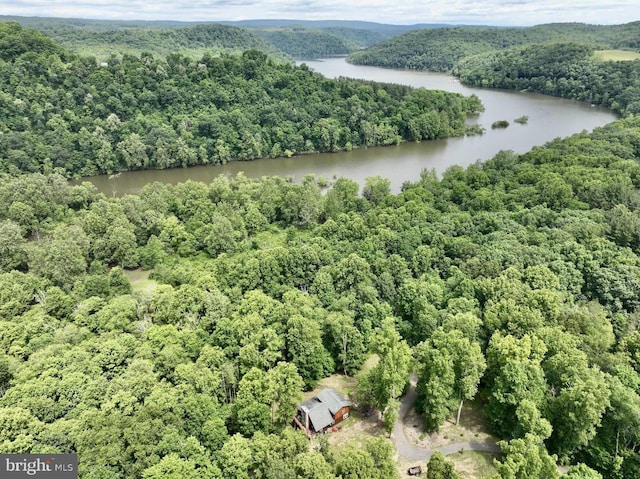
[1,0,639,26]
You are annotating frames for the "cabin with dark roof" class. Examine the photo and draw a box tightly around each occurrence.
[294,388,351,434]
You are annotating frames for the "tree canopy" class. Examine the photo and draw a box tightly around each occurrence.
[1,17,640,479]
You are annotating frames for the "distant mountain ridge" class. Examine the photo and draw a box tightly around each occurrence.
[347,21,640,71]
[0,17,288,61]
[0,15,455,60]
[0,15,452,33]
[217,19,451,32]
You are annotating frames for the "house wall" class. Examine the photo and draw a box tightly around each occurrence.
[332,406,350,425]
[296,407,310,431]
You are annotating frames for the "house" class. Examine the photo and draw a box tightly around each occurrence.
[294,388,351,434]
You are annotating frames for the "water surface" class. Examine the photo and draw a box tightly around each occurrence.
[85,57,617,195]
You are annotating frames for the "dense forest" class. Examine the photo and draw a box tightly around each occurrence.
[454,42,640,116]
[250,27,358,59]
[0,21,288,63]
[2,17,640,479]
[3,115,640,478]
[0,16,435,60]
[347,22,640,71]
[347,22,640,119]
[0,22,483,178]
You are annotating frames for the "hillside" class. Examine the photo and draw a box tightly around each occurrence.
[2,114,640,478]
[1,16,455,60]
[0,20,68,61]
[252,26,358,58]
[454,42,640,116]
[218,18,448,37]
[2,15,640,479]
[347,22,640,71]
[0,19,287,62]
[0,22,482,177]
[230,19,451,57]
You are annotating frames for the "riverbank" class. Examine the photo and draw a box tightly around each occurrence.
[78,57,616,196]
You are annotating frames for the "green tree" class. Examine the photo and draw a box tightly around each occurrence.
[233,363,303,435]
[0,407,44,453]
[363,176,391,206]
[383,398,400,436]
[326,312,366,376]
[285,314,333,389]
[564,464,603,479]
[142,453,216,479]
[28,225,89,289]
[294,452,335,479]
[359,317,411,410]
[485,333,547,437]
[365,437,400,479]
[492,433,559,479]
[427,451,460,479]
[218,434,252,479]
[117,133,149,168]
[335,448,376,479]
[414,329,486,431]
[0,220,26,271]
[544,347,611,459]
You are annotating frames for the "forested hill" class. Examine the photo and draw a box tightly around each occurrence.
[0,22,483,177]
[1,115,640,478]
[2,15,454,60]
[0,21,67,61]
[454,42,640,116]
[322,26,387,48]
[218,18,447,38]
[1,20,287,62]
[251,26,358,59]
[3,16,640,479]
[347,22,640,71]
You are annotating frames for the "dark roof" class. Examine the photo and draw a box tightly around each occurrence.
[299,388,350,431]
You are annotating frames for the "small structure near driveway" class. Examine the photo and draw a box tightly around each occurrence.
[407,465,423,475]
[294,388,351,435]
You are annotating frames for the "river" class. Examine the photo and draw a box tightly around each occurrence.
[85,57,617,196]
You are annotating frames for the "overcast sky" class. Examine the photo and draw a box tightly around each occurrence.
[1,1,639,26]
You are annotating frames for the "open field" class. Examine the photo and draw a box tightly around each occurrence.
[123,268,158,294]
[450,450,499,479]
[594,49,640,61]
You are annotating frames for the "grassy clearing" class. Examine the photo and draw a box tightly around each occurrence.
[251,227,288,250]
[123,268,158,294]
[451,450,499,478]
[317,409,388,450]
[302,373,358,402]
[303,354,378,401]
[398,450,498,479]
[594,50,640,61]
[403,399,498,450]
[398,456,423,479]
[306,361,498,478]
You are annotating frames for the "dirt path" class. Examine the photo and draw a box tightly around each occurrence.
[392,381,500,461]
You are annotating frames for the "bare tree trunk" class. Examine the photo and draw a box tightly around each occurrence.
[456,398,464,426]
[342,334,348,376]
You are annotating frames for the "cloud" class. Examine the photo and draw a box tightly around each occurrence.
[1,0,639,25]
